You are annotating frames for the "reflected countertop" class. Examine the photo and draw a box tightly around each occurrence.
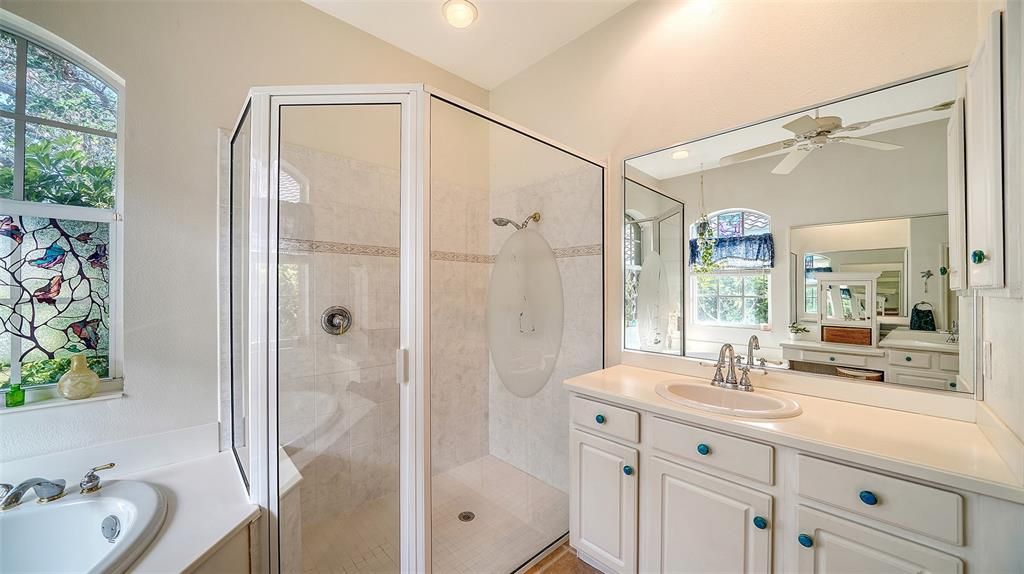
[564,365,1023,504]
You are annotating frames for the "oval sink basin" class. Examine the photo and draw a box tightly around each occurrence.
[656,381,802,419]
[0,480,166,574]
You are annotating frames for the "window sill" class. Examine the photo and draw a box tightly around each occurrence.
[0,379,124,415]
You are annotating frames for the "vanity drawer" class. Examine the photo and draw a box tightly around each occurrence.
[570,395,639,443]
[650,417,773,484]
[888,350,932,369]
[797,455,963,545]
[802,350,867,368]
[890,369,956,391]
[939,354,959,372]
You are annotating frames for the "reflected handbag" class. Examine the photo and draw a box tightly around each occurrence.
[910,302,937,332]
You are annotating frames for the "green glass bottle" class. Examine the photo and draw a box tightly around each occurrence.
[5,383,25,408]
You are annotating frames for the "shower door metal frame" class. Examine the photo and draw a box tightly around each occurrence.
[239,83,607,574]
[244,85,427,574]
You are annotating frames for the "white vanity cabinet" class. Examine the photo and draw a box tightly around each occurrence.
[795,506,963,574]
[570,396,641,574]
[642,455,772,574]
[567,386,1024,574]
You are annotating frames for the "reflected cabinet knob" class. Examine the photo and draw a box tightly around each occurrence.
[623,465,634,476]
[859,490,879,506]
[595,414,606,424]
[798,534,814,548]
[971,250,987,264]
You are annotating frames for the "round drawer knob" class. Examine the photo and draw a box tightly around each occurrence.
[829,356,836,362]
[752,516,768,530]
[798,533,814,548]
[595,414,606,424]
[971,250,987,264]
[696,443,711,456]
[859,490,879,506]
[949,382,957,389]
[905,356,912,362]
[623,465,634,476]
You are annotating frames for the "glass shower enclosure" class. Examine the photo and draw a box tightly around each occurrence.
[226,85,605,573]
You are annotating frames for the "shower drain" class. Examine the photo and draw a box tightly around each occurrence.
[458,511,475,522]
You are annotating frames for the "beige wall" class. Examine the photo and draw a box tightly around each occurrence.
[489,0,981,366]
[1,0,486,462]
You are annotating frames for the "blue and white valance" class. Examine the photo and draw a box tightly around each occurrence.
[689,234,775,269]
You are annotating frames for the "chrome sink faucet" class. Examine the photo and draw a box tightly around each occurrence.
[737,335,760,392]
[0,477,67,510]
[712,343,739,389]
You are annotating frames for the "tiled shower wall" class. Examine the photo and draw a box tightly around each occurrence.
[487,165,604,492]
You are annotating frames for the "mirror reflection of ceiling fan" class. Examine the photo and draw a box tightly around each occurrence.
[719,100,954,175]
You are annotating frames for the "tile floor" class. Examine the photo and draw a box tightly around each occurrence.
[298,455,568,573]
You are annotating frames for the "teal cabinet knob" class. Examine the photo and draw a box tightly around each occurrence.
[595,414,606,424]
[623,465,634,476]
[971,250,987,264]
[829,356,836,362]
[753,516,768,530]
[859,490,878,506]
[798,533,814,548]
[696,443,711,456]
[949,382,957,389]
[905,356,912,362]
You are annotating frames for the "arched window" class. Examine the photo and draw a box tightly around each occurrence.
[0,16,124,398]
[690,209,773,327]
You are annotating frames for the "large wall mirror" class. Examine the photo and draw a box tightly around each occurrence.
[624,68,980,396]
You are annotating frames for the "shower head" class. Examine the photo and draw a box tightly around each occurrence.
[492,217,524,230]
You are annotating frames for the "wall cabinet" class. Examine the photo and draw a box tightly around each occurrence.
[570,428,638,574]
[642,455,771,574]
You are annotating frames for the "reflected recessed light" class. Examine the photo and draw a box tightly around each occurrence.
[672,149,690,160]
[443,0,478,29]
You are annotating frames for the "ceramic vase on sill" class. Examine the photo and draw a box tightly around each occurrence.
[58,355,100,400]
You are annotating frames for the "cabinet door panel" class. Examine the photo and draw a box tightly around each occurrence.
[796,506,962,574]
[643,456,771,574]
[571,429,638,574]
[965,10,1004,289]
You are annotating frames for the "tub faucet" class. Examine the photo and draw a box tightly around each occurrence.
[712,343,739,389]
[737,335,760,392]
[0,477,67,510]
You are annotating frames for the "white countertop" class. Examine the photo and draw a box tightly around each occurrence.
[127,451,259,573]
[565,365,1024,504]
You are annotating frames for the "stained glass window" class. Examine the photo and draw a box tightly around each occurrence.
[0,25,121,393]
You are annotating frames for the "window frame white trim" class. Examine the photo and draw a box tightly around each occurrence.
[0,9,125,389]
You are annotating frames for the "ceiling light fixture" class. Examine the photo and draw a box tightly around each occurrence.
[672,149,690,160]
[443,0,478,29]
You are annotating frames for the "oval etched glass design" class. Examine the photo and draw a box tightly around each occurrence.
[487,229,563,398]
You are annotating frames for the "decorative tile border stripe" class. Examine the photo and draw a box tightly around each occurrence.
[431,251,494,264]
[553,244,603,258]
[281,239,602,261]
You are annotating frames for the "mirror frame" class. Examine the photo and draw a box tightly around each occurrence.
[620,65,984,400]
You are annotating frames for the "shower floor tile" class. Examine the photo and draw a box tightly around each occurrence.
[299,455,568,573]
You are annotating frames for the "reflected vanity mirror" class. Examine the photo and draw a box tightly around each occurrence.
[624,68,979,395]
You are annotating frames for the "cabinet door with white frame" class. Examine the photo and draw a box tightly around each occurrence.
[570,429,638,574]
[642,456,772,574]
[795,506,962,574]
[965,10,1004,289]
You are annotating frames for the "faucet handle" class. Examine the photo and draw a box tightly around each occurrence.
[80,463,115,494]
[0,484,11,499]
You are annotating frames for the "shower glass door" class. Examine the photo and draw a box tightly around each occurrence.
[272,97,407,573]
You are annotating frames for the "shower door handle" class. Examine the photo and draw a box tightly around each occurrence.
[396,348,409,384]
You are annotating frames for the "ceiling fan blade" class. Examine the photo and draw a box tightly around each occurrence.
[771,148,812,175]
[781,115,820,135]
[835,137,903,151]
[719,140,794,166]
[838,100,955,132]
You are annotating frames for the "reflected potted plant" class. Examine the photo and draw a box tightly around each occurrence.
[788,322,811,341]
[693,214,718,275]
